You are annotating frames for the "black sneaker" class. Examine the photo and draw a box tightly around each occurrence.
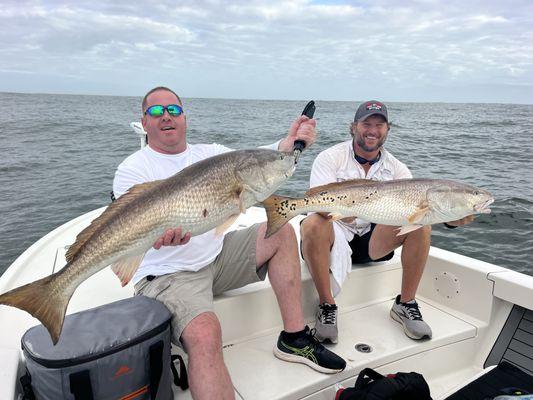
[273,326,346,374]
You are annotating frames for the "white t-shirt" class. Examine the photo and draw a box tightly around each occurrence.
[113,142,278,284]
[310,140,412,237]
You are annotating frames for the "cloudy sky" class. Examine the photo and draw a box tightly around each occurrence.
[1,0,532,103]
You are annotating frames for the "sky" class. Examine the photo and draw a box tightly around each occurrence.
[1,0,532,103]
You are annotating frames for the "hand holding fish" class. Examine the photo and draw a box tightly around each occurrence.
[444,215,476,227]
[153,228,191,249]
[278,115,316,152]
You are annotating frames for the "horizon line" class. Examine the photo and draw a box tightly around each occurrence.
[1,90,532,106]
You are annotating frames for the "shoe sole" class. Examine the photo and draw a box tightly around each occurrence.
[390,309,431,340]
[273,346,344,374]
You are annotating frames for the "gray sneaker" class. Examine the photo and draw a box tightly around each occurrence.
[390,295,432,340]
[314,303,338,343]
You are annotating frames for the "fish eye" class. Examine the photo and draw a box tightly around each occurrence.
[474,190,479,195]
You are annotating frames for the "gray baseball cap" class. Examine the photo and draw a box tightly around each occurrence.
[354,100,388,122]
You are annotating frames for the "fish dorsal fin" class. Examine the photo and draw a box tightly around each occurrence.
[65,180,163,263]
[305,179,372,196]
[111,253,147,287]
[215,213,240,237]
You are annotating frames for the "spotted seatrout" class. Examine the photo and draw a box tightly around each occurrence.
[264,178,493,237]
[0,149,296,344]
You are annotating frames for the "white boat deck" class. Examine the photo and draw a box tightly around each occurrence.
[221,297,475,400]
[2,206,533,399]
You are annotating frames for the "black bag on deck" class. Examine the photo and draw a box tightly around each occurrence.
[336,368,432,400]
[20,296,173,400]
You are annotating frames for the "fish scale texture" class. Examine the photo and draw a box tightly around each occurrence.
[294,178,492,226]
[62,149,295,284]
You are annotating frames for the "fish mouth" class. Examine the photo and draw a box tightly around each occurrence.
[474,198,494,214]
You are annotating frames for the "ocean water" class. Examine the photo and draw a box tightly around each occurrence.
[0,92,532,277]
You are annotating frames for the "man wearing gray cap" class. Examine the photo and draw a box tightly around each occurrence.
[300,100,472,343]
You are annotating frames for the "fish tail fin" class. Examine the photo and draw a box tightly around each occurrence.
[0,272,73,345]
[263,194,302,238]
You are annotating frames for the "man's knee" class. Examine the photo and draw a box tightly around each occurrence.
[407,225,432,241]
[301,214,333,244]
[261,221,296,245]
[181,313,223,354]
[277,222,296,240]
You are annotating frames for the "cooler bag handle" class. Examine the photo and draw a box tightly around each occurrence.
[149,340,164,399]
[19,370,35,400]
[70,370,94,400]
[170,354,189,390]
[354,367,385,389]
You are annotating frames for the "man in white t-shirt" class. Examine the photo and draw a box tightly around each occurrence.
[300,100,474,344]
[113,87,346,400]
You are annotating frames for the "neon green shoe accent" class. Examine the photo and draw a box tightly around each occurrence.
[279,340,318,364]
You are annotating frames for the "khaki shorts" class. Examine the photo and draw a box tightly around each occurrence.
[135,224,267,346]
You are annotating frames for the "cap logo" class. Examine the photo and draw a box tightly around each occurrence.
[366,102,382,111]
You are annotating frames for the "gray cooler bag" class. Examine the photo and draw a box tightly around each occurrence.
[21,296,173,400]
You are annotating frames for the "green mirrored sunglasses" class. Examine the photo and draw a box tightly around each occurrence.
[145,104,183,117]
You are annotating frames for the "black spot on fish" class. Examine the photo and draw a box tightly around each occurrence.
[203,209,208,218]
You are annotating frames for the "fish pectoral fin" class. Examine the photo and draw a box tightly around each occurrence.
[233,186,247,214]
[328,213,344,221]
[407,203,430,224]
[111,253,146,287]
[215,214,240,237]
[239,191,246,214]
[396,225,423,236]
